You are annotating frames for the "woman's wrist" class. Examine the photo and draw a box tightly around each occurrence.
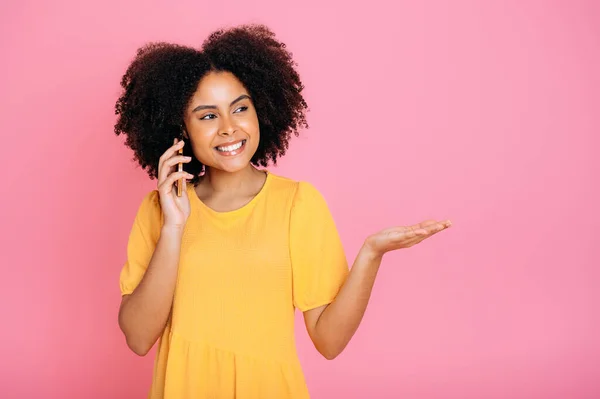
[161,224,185,239]
[360,238,384,263]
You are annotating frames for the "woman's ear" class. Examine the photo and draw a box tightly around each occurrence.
[181,125,189,140]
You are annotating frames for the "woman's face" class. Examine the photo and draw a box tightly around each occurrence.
[183,71,259,173]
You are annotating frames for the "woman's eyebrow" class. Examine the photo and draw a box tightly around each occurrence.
[192,94,251,113]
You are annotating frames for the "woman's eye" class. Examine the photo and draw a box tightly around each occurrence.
[200,113,216,120]
[234,106,248,113]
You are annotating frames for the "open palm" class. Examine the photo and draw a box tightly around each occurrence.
[364,219,452,256]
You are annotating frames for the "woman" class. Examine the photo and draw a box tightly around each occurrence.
[115,24,451,398]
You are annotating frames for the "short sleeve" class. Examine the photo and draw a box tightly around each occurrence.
[119,190,163,296]
[290,182,349,312]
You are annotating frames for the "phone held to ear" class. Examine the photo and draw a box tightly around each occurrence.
[176,139,183,197]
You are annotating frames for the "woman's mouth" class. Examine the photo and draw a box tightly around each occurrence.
[215,139,246,156]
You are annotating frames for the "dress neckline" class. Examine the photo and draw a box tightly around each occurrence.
[188,171,272,218]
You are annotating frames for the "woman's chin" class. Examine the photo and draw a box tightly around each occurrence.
[209,160,253,174]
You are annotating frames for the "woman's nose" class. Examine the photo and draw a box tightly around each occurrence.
[219,116,235,136]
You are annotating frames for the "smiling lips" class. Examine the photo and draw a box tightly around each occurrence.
[215,139,247,156]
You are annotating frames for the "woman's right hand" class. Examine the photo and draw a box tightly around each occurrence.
[157,138,195,230]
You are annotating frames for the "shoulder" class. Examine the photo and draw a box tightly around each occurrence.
[138,189,161,212]
[268,173,329,218]
[267,173,326,205]
[134,189,163,227]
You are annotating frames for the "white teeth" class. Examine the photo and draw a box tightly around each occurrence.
[217,141,244,152]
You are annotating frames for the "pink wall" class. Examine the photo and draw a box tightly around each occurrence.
[1,0,598,398]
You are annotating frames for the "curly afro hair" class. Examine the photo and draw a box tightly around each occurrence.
[114,24,308,183]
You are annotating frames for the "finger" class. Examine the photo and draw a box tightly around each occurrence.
[416,224,450,242]
[158,171,194,194]
[389,225,423,239]
[420,219,449,233]
[404,228,442,246]
[160,138,182,166]
[414,220,438,229]
[404,220,438,235]
[158,139,182,179]
[411,225,429,236]
[161,138,184,164]
[158,140,185,181]
[160,172,194,195]
[406,225,449,247]
[158,149,189,184]
[178,171,188,197]
[163,155,192,169]
[432,219,452,228]
[389,227,420,241]
[386,231,426,249]
[391,225,442,248]
[411,221,435,235]
[419,225,442,237]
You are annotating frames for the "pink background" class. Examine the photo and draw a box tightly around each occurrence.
[1,0,599,398]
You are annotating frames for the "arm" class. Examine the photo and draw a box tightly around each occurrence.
[303,247,382,360]
[118,139,193,356]
[304,219,452,360]
[118,226,184,356]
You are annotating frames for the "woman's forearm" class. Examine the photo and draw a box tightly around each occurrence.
[312,245,383,359]
[118,226,183,356]
[311,220,451,359]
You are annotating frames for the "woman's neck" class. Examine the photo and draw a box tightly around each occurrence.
[198,165,266,197]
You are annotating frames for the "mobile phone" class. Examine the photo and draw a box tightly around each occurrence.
[176,140,184,197]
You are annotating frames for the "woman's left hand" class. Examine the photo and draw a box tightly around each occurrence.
[363,219,452,259]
